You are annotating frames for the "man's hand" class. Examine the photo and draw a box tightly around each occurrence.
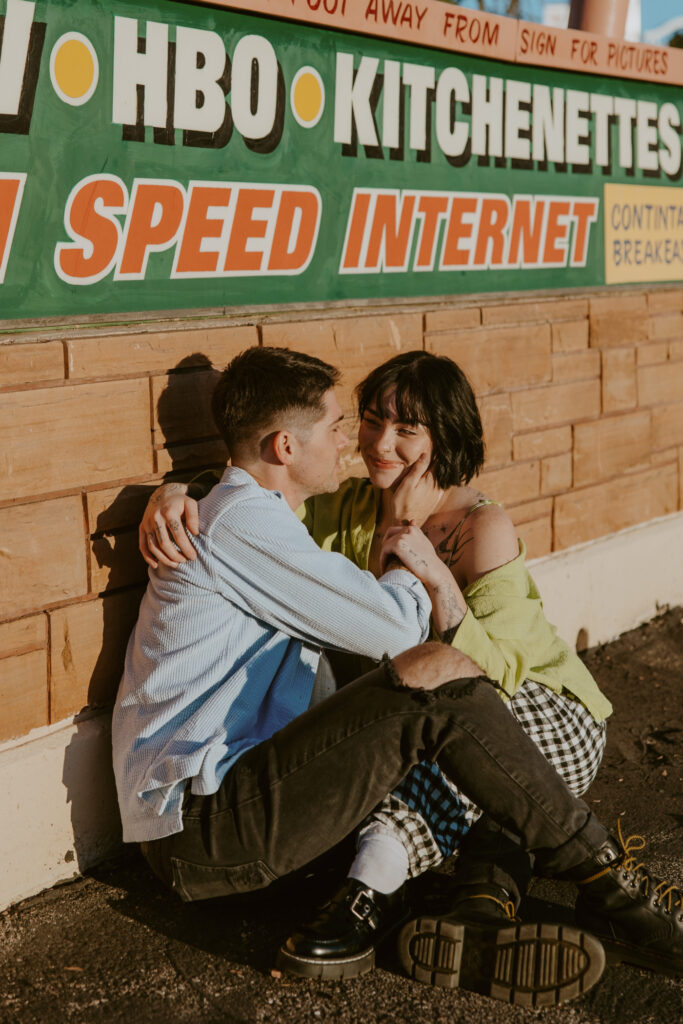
[390,454,444,527]
[139,483,199,568]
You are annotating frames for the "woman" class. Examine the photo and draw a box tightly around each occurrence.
[139,351,610,927]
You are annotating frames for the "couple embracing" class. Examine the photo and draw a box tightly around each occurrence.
[113,345,681,1005]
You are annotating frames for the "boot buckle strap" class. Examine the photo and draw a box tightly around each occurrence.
[349,888,380,928]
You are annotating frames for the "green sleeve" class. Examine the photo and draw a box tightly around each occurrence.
[187,468,222,500]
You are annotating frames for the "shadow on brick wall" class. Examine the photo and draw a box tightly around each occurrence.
[61,354,225,861]
[86,353,224,707]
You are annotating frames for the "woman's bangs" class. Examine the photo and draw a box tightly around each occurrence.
[388,376,429,427]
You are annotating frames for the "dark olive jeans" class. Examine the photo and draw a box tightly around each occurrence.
[142,661,609,901]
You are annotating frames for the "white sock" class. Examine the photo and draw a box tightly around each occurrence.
[347,832,410,894]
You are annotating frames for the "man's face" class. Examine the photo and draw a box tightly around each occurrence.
[291,389,348,498]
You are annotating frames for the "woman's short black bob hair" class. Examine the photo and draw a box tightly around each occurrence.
[356,350,485,489]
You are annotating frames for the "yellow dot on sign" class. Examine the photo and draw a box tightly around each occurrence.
[53,39,94,100]
[294,73,322,124]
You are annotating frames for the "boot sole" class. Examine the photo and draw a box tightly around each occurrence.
[397,917,605,1007]
[276,944,374,980]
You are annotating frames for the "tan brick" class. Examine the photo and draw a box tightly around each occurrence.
[50,589,144,720]
[648,312,683,341]
[590,311,649,348]
[87,482,164,534]
[513,426,571,461]
[541,453,572,494]
[552,350,600,383]
[636,343,668,366]
[339,448,365,480]
[555,464,677,549]
[651,448,676,467]
[652,403,683,450]
[0,342,64,388]
[0,498,88,618]
[638,361,683,407]
[574,411,651,487]
[476,461,540,506]
[67,324,257,379]
[511,380,600,432]
[263,314,422,381]
[152,369,221,446]
[0,379,153,501]
[551,320,589,353]
[647,289,683,314]
[0,649,48,741]
[670,340,683,362]
[425,307,480,332]
[479,394,512,467]
[260,318,335,355]
[602,348,637,412]
[428,324,551,395]
[481,298,587,326]
[155,438,228,476]
[508,497,553,525]
[90,530,148,593]
[333,315,423,379]
[589,293,647,316]
[0,614,46,658]
[516,516,552,559]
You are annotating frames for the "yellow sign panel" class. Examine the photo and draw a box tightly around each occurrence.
[604,184,683,284]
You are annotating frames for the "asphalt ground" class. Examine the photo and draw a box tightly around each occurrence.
[1,608,682,1024]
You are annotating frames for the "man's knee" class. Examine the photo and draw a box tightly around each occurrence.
[390,642,487,691]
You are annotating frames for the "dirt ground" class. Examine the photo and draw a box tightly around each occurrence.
[1,608,681,1024]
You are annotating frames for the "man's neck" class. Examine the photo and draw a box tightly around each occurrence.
[231,459,306,511]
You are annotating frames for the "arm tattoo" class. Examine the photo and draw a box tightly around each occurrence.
[434,525,473,569]
[431,584,466,645]
[150,481,187,506]
[441,608,465,645]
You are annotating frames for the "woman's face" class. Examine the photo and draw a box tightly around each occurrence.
[357,388,433,489]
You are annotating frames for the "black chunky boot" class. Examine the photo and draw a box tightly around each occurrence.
[572,822,683,975]
[397,880,605,1007]
[442,883,520,924]
[276,878,410,980]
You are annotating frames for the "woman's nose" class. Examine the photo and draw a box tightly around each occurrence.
[377,426,393,451]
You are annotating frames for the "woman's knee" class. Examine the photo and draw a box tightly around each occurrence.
[391,642,486,691]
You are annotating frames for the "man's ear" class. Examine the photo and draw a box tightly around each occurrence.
[271,429,295,466]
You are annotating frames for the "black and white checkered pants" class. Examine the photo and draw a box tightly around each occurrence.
[358,680,607,879]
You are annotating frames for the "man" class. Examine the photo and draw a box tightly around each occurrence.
[113,347,681,1006]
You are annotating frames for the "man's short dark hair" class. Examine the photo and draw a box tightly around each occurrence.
[212,346,341,454]
[356,351,485,488]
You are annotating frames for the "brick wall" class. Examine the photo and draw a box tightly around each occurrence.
[1,287,681,743]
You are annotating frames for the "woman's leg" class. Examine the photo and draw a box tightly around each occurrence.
[351,681,606,899]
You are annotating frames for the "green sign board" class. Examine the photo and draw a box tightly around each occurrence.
[0,0,681,321]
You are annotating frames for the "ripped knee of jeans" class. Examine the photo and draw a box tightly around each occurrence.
[381,651,404,689]
[381,652,492,705]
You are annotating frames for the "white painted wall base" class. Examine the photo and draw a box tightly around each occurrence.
[528,511,683,652]
[0,713,121,911]
[1,510,681,911]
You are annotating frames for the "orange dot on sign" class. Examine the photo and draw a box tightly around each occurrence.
[294,73,322,123]
[54,39,94,99]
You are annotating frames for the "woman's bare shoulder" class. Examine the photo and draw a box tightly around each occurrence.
[463,499,519,579]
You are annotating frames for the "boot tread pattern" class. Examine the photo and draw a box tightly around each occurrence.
[398,916,605,1007]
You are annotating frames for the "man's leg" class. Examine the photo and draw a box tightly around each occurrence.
[147,647,609,900]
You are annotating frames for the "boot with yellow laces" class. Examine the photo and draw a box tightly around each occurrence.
[397,881,606,1006]
[571,821,683,975]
